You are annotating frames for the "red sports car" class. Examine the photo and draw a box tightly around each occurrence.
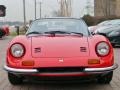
[4,18,118,85]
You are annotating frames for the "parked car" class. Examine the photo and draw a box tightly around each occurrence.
[0,27,6,38]
[89,19,120,33]
[4,18,118,85]
[2,25,10,36]
[95,25,120,47]
[0,25,9,38]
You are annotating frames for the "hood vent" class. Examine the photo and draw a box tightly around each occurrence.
[80,47,87,52]
[34,47,41,53]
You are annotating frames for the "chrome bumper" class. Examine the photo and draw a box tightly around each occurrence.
[4,63,118,74]
[84,63,118,73]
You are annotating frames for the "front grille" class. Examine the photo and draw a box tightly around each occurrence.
[37,67,85,73]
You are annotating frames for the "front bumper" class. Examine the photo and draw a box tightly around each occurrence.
[4,63,118,75]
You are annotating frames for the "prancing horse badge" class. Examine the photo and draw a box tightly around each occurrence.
[59,58,64,62]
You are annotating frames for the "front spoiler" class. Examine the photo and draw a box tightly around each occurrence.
[4,63,118,75]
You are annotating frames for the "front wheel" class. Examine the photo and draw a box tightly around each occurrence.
[97,71,113,84]
[8,73,23,85]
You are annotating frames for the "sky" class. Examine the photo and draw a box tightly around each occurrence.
[0,0,94,22]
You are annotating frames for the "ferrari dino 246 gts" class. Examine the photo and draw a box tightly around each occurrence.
[4,18,118,85]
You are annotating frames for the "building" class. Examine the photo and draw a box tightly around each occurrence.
[59,0,72,17]
[116,0,120,16]
[94,0,120,17]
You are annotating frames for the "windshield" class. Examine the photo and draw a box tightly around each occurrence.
[26,19,89,36]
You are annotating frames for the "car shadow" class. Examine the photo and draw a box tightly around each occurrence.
[16,80,110,90]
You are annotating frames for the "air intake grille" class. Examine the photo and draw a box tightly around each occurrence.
[37,67,85,73]
[80,47,87,52]
[34,47,41,53]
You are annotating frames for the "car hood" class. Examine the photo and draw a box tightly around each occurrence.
[96,25,120,34]
[31,36,89,58]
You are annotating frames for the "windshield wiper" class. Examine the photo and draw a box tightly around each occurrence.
[44,31,84,36]
[26,31,42,35]
[70,32,83,36]
[44,31,71,34]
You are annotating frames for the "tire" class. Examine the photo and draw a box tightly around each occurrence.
[97,71,113,84]
[8,73,23,85]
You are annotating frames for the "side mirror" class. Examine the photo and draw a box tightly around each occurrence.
[90,32,95,35]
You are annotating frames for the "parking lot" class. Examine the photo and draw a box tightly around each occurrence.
[0,36,120,90]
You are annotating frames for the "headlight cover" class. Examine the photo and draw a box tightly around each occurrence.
[96,42,110,56]
[10,43,25,58]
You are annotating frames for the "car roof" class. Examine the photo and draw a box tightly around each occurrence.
[34,17,82,21]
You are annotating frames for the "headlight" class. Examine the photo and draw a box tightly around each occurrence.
[10,43,25,58]
[96,42,110,56]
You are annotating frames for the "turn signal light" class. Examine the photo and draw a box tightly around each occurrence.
[22,60,34,66]
[88,59,100,64]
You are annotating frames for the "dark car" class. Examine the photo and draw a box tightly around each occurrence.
[89,19,120,33]
[0,27,6,38]
[95,26,120,47]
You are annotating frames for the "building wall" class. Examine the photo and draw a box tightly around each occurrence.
[94,0,117,17]
[94,0,104,16]
[109,0,116,16]
[116,0,120,16]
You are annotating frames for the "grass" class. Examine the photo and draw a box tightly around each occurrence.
[10,31,25,37]
[10,32,17,37]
